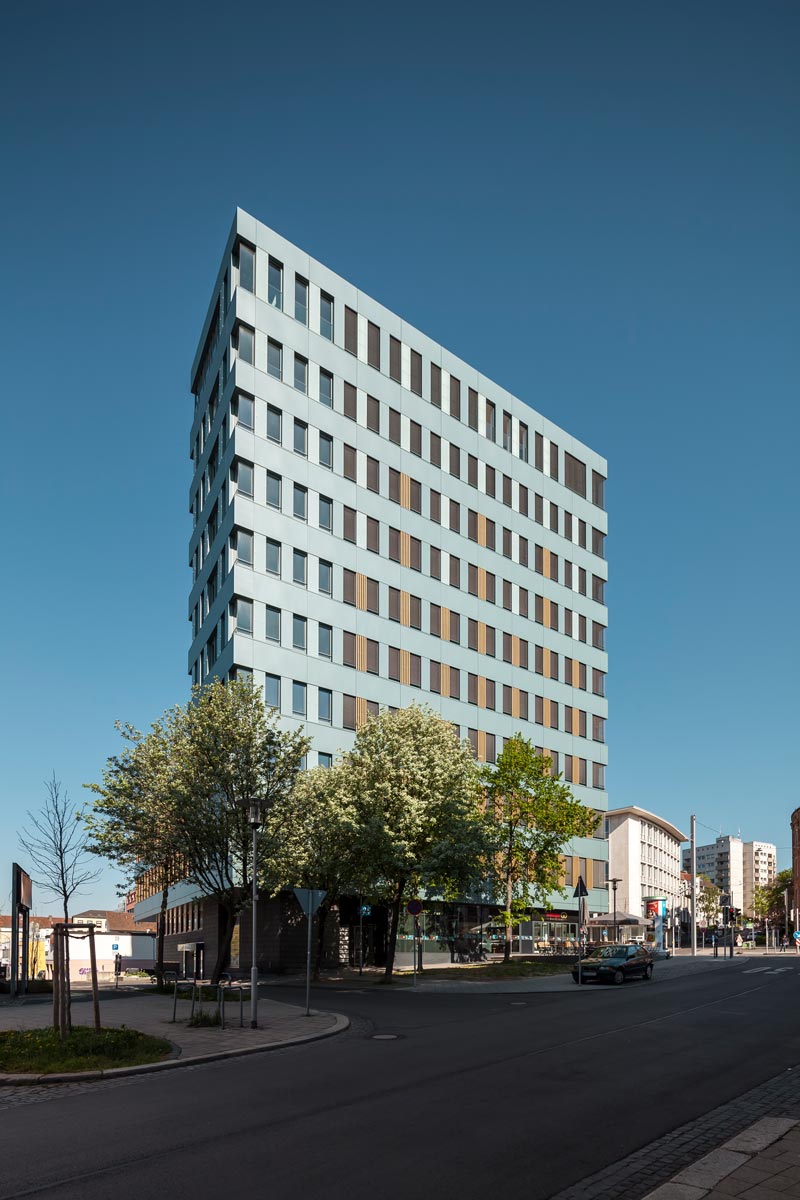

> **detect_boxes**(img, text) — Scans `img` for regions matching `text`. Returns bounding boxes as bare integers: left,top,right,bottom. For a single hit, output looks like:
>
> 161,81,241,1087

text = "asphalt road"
2,958,799,1200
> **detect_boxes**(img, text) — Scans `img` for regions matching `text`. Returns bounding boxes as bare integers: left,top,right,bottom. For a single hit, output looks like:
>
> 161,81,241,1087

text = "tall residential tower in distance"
188,209,610,912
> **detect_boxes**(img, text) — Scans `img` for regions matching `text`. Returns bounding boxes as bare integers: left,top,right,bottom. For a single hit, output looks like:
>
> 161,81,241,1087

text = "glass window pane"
319,623,332,658
294,356,308,393
239,244,254,293
319,559,332,594
266,539,281,574
319,688,332,723
293,484,307,520
294,419,307,455
265,674,280,709
268,258,283,308
293,550,307,585
238,326,254,364
319,496,332,530
292,681,306,715
237,530,253,565
319,432,333,468
266,606,280,642
266,472,281,508
267,405,281,442
320,293,334,341
237,462,253,497
236,394,254,429
267,340,282,380
236,598,252,634
293,615,306,650
295,276,308,324
319,370,333,408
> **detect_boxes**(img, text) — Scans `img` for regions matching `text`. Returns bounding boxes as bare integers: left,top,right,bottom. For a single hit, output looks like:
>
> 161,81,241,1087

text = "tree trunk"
62,903,72,1032
210,905,239,984
504,876,513,964
156,884,169,986
383,879,406,981
313,902,330,980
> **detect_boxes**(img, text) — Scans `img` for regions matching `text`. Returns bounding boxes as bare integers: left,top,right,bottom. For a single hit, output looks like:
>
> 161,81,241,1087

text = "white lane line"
743,967,772,974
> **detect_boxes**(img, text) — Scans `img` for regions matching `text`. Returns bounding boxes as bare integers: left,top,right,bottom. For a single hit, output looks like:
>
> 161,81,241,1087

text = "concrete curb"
0,1011,350,1085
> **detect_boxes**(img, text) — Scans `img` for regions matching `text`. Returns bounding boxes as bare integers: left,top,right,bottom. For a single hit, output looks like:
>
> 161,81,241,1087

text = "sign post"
573,876,589,985
293,888,327,1016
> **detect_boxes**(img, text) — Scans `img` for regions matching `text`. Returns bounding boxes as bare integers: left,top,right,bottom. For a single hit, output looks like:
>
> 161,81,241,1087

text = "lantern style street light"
247,799,262,1028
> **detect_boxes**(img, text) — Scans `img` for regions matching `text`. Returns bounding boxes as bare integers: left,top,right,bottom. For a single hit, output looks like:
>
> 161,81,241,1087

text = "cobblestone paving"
550,1068,800,1200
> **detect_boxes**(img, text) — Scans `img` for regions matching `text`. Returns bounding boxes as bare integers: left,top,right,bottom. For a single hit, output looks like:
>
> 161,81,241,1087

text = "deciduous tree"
482,735,598,962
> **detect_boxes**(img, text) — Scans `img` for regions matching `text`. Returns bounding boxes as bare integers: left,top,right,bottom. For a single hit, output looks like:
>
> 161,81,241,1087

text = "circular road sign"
793,931,800,941
406,899,423,916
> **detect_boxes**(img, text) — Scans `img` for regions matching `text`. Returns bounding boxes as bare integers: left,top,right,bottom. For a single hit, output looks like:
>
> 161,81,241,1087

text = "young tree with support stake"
482,735,598,963
18,775,100,1031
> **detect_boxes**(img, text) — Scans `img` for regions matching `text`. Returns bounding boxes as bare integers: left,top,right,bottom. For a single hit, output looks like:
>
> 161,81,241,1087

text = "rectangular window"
410,350,422,396
294,418,308,456
592,575,605,604
430,661,441,694
468,388,479,431
344,382,357,421
268,258,283,308
292,681,306,716
592,622,606,650
319,369,333,409
503,411,512,451
366,577,379,613
237,243,255,293
344,305,357,354
343,569,356,606
367,516,379,552
236,460,254,498
236,597,253,634
318,688,332,723
319,560,332,594
450,612,460,644
449,500,460,533
265,674,280,709
389,336,401,382
265,605,280,642
266,470,281,508
430,433,441,467
410,479,422,513
389,408,401,444
485,465,495,498
450,376,461,420
592,528,606,559
389,586,400,622
293,549,307,586
430,603,441,637
267,404,282,443
366,639,379,674
449,556,460,588
410,420,422,457
535,432,544,471
368,321,380,369
389,468,401,503
519,423,529,463
266,538,281,575
236,528,253,566
295,276,309,324
592,716,605,743
592,471,606,510
366,456,379,493
234,392,254,430
431,363,442,408
267,339,282,381
236,324,254,364
485,573,496,605
294,355,308,394
550,443,559,481
320,292,334,341
430,546,441,578
319,495,333,531
449,444,460,478
592,762,605,790
293,484,307,521
343,444,356,481
343,694,356,730
565,452,587,497
485,401,496,442
318,623,332,658
592,669,605,696
343,506,357,542
292,614,307,651
319,431,333,469
410,536,421,571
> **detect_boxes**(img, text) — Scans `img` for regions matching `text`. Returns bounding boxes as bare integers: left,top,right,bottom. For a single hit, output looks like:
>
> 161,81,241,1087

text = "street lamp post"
248,799,262,1029
609,878,621,942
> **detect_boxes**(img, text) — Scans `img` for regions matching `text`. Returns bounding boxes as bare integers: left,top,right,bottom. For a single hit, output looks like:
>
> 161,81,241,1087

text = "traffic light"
722,906,731,924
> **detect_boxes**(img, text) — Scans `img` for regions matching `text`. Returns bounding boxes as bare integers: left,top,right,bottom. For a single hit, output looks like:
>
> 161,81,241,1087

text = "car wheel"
612,969,625,985
644,964,653,980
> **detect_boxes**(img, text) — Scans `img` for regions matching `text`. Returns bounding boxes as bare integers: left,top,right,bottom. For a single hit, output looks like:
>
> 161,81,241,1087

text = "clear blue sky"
1,1,797,913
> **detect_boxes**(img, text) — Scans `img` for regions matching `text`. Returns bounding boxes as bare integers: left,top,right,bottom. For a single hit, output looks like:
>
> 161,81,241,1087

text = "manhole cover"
509,1001,527,1006
371,1033,401,1040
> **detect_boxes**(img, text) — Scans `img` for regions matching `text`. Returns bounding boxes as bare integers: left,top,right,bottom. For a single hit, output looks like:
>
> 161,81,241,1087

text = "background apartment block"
188,209,610,913
683,836,776,916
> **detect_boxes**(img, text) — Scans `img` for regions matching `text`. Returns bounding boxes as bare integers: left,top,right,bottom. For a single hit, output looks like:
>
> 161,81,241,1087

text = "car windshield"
588,946,628,960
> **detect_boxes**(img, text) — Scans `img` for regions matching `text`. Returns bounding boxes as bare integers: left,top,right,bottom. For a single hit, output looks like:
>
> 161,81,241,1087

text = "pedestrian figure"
780,934,788,952
712,933,718,959
736,934,743,955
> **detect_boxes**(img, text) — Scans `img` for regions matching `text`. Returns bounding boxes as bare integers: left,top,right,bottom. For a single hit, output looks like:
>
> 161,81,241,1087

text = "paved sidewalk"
644,1117,800,1198
0,990,348,1082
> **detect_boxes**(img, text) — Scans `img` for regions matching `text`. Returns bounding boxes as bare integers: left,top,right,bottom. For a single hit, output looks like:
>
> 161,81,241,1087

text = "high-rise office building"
188,208,610,912
682,836,776,915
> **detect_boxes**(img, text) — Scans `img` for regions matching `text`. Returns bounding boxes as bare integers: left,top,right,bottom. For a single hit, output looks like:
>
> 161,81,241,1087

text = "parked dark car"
572,943,654,985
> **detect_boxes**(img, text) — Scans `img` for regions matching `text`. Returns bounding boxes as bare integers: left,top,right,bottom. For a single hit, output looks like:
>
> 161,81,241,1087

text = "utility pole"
609,878,621,942
690,814,697,957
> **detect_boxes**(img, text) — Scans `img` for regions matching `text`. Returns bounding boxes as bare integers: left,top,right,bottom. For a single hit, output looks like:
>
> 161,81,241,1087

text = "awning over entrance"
587,911,649,926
